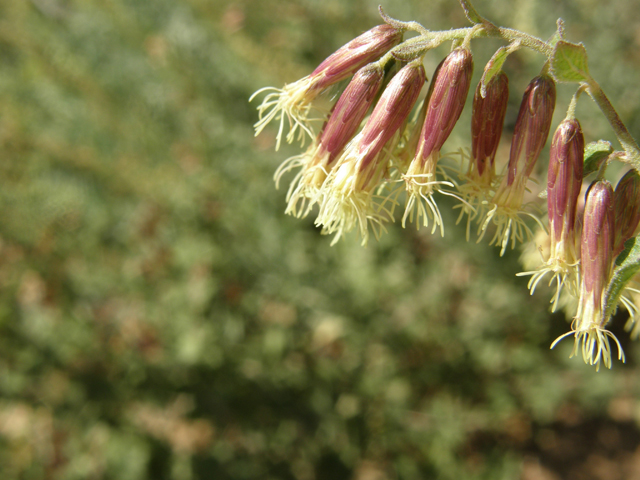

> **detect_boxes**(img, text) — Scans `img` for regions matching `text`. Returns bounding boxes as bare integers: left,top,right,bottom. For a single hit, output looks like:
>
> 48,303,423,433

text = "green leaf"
605,236,640,320
480,42,519,97
550,40,591,83
390,39,434,62
583,140,613,177
458,0,483,24
547,18,566,48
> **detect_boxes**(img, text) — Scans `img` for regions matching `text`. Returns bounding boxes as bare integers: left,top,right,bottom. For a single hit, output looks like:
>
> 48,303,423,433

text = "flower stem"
585,78,640,170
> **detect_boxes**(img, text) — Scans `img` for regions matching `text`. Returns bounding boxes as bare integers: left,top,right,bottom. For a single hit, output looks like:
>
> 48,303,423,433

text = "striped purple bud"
401,48,473,234
478,75,554,254
252,24,402,150
309,24,403,93
547,118,584,264
312,63,386,177
613,169,640,256
354,60,426,186
413,47,474,167
552,180,625,370
507,74,556,185
470,71,509,183
316,60,426,244
493,74,556,207
275,63,386,218
578,180,615,328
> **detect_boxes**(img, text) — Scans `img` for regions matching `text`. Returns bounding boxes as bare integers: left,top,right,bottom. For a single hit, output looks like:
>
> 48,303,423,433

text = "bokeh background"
2,0,640,479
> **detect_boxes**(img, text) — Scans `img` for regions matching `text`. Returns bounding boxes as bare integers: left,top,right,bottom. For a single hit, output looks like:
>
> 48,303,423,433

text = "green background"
1,0,640,478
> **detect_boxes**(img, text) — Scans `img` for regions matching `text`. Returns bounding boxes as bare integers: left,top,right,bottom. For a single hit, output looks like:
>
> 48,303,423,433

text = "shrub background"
1,0,640,479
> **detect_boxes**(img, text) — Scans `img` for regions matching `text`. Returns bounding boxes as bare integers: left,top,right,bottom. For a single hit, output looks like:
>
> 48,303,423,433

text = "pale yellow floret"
621,285,640,338
314,139,395,246
517,230,580,311
477,202,544,256
402,173,454,237
316,187,392,246
250,77,320,150
401,150,473,237
274,146,331,218
551,321,625,371
517,258,579,312
453,149,501,241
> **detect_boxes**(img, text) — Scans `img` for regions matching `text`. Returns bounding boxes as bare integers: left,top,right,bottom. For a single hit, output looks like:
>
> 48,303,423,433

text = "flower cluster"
251,7,640,370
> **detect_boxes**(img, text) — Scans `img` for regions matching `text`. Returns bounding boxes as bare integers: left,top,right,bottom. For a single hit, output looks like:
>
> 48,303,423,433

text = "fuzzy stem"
585,78,640,170
381,4,640,173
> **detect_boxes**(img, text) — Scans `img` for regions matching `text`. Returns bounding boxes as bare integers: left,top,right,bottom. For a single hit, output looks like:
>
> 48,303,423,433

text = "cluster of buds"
250,24,403,151
474,73,556,255
252,19,479,244
252,8,640,369
518,117,584,309
526,163,640,369
550,177,639,370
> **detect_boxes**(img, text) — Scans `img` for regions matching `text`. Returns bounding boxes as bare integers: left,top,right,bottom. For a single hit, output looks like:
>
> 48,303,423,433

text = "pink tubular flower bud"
352,60,426,184
613,169,640,256
274,63,386,217
315,60,426,245
251,24,402,150
547,118,584,266
310,25,403,91
455,71,508,237
415,48,474,162
403,47,474,234
552,180,623,370
498,74,556,207
470,71,509,184
518,118,584,308
478,74,556,255
581,182,615,306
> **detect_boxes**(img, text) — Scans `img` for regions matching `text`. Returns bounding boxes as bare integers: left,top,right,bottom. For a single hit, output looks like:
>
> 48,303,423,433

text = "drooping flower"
478,73,556,255
402,47,474,235
518,118,584,309
551,180,624,370
274,63,385,218
613,169,640,256
315,60,426,245
250,24,402,150
456,71,509,236
469,72,510,188
610,169,640,336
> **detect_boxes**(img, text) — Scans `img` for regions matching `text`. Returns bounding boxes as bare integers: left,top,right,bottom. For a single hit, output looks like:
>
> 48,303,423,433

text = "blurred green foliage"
1,0,640,479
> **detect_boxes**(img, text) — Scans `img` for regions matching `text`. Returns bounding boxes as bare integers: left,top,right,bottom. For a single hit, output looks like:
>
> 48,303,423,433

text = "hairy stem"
585,78,640,170
381,3,640,172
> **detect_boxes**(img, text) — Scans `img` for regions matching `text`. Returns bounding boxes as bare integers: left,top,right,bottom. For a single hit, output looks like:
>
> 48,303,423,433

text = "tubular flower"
611,170,640,336
551,181,624,370
402,47,474,235
274,63,385,218
478,74,556,255
613,169,640,256
518,118,584,309
250,24,402,150
315,60,426,245
456,71,509,235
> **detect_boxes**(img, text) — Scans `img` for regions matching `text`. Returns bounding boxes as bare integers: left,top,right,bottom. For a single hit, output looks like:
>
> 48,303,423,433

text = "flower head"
251,24,402,150
275,63,385,217
478,74,556,255
610,169,640,336
613,169,640,256
315,60,426,244
517,118,584,308
402,47,474,235
456,71,509,234
551,180,624,370
469,72,509,187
